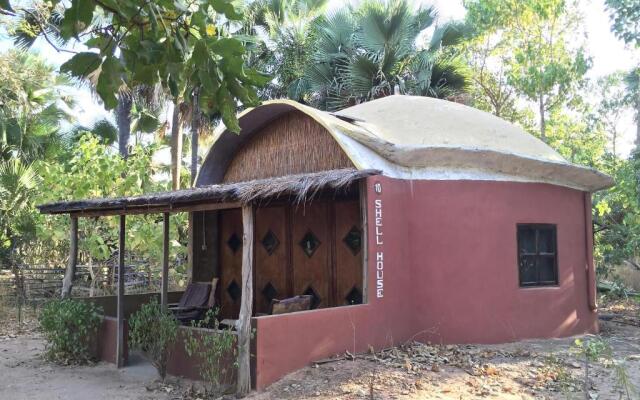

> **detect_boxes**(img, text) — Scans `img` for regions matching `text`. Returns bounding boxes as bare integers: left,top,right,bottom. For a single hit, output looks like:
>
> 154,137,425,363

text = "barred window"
517,224,558,287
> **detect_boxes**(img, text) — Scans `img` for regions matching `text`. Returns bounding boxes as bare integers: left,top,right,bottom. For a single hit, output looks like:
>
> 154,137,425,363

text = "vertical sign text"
374,182,384,298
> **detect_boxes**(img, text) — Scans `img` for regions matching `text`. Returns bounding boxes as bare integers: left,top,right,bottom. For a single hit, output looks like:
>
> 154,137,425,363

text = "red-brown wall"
166,327,237,384
405,178,597,344
96,317,127,364
252,176,598,389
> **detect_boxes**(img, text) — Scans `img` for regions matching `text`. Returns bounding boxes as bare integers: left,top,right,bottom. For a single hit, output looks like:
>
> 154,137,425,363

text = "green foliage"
67,119,118,145
572,336,638,399
573,336,610,362
605,0,640,48
0,158,39,263
7,0,269,132
38,299,102,364
303,0,470,110
593,154,640,270
183,309,237,393
593,73,629,156
129,299,179,380
7,136,187,271
0,50,73,162
606,278,633,299
544,108,608,168
241,0,329,101
463,0,590,140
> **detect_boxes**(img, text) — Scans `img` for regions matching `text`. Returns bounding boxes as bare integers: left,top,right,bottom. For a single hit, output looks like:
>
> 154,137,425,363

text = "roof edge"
197,99,614,192
195,100,372,186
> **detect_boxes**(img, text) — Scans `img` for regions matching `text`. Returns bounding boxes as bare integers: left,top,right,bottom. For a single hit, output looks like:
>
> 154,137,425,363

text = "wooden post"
161,212,170,311
116,215,126,368
236,205,254,396
187,212,194,283
61,216,78,299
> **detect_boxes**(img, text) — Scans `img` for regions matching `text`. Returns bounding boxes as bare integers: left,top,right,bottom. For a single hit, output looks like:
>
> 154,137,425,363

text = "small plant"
573,336,638,400
611,358,638,400
38,298,102,364
128,299,179,380
573,337,610,361
183,309,237,395
572,336,609,397
608,276,631,300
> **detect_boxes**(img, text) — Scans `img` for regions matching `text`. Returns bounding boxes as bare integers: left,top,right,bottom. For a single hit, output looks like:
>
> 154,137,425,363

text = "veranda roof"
37,168,379,216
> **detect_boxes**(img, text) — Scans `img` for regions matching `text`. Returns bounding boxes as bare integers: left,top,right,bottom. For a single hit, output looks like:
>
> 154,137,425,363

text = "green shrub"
128,299,178,380
184,309,237,394
39,299,102,364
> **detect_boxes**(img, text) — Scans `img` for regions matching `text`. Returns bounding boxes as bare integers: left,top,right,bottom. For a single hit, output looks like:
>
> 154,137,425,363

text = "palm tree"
67,119,118,145
304,0,470,111
12,8,161,160
184,90,219,186
0,50,74,162
243,0,329,101
0,158,39,264
115,92,133,158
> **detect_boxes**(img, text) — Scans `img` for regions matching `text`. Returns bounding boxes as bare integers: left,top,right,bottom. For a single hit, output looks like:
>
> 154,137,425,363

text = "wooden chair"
170,278,218,324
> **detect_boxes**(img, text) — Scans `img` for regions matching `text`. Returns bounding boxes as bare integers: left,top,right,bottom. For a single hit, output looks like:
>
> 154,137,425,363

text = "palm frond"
427,21,465,52
0,158,39,214
429,55,472,98
347,54,378,97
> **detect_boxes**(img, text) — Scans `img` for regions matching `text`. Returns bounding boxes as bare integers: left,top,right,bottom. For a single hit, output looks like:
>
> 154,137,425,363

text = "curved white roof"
335,96,565,163
197,96,613,192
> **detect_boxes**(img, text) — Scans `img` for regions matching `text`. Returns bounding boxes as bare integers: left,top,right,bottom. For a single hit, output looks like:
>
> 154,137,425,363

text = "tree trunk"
635,96,640,153
539,95,546,142
170,100,182,191
115,94,132,159
190,90,200,187
61,216,78,299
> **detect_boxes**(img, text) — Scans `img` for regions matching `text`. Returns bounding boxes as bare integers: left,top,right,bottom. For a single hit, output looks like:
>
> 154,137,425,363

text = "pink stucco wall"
252,176,598,389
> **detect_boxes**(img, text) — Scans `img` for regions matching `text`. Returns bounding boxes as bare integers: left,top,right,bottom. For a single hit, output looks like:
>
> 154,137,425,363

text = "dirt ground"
0,300,639,400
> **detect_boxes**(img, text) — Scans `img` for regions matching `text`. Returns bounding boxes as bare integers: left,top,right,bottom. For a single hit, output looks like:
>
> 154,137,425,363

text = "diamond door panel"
335,200,364,305
219,208,243,319
292,202,330,309
255,206,288,314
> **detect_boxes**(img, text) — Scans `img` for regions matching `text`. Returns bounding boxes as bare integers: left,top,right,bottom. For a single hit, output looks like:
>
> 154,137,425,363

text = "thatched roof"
37,169,379,216
198,97,614,192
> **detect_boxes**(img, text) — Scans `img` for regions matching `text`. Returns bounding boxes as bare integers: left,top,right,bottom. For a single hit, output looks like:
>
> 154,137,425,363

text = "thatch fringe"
37,168,380,215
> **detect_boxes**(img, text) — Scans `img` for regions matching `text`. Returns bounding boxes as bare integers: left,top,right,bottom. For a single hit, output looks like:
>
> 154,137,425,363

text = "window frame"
516,223,559,287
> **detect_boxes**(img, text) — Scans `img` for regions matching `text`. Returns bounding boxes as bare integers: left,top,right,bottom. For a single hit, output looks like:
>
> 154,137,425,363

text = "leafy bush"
39,299,102,364
128,299,179,380
184,309,237,394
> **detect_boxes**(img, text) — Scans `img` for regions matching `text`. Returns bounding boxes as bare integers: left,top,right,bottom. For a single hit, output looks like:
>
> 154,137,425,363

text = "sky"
3,0,639,155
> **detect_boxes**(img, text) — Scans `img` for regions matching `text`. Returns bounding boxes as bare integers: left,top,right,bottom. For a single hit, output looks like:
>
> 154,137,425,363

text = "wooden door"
291,202,331,309
254,206,289,314
335,200,364,305
219,209,243,319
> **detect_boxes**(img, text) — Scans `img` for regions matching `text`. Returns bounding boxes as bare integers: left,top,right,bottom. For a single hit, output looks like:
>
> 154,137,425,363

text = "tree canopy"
4,0,269,132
